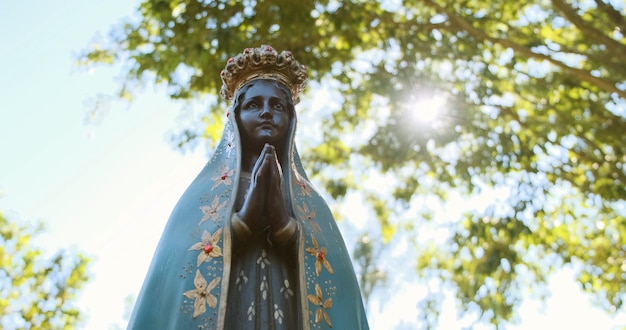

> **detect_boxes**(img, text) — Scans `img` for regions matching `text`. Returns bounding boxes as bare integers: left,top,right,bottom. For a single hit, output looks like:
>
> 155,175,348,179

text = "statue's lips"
257,122,275,129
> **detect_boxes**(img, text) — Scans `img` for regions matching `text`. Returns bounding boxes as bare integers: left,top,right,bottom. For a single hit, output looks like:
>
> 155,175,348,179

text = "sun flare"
407,94,447,123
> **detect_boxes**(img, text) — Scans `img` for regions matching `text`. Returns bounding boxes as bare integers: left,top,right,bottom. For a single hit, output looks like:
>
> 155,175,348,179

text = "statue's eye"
273,102,285,111
243,101,258,109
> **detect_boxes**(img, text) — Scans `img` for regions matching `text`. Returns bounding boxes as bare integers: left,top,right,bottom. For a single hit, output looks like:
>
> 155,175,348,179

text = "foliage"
78,0,626,327
0,211,90,329
353,234,387,305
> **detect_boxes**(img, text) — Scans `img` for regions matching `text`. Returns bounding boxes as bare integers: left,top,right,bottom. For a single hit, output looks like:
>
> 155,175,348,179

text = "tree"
0,211,90,329
78,0,626,327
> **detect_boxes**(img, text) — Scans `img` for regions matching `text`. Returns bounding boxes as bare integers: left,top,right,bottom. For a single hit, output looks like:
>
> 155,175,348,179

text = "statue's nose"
260,103,271,117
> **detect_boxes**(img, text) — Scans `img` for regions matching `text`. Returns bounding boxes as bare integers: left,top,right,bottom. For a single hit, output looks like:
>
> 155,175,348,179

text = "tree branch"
421,0,626,100
558,44,625,75
593,0,626,34
551,0,626,55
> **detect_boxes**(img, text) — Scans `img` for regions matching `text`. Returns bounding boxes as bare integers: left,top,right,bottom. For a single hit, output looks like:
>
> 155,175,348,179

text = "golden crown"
220,45,308,104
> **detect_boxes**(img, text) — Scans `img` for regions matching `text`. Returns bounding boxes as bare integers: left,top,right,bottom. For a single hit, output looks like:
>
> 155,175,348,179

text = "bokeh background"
1,1,625,329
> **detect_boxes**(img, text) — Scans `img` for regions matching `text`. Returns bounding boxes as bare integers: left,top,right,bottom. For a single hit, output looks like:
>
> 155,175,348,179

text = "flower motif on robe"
211,166,236,190
199,196,227,225
296,202,316,220
305,234,334,276
188,229,223,266
296,202,320,232
297,178,312,196
183,270,221,318
308,283,333,327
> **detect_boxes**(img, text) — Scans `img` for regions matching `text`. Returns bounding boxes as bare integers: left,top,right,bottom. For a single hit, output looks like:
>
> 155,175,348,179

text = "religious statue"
128,45,370,329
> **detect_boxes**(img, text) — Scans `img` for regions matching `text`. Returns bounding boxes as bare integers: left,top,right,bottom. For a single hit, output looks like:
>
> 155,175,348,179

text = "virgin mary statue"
128,45,370,329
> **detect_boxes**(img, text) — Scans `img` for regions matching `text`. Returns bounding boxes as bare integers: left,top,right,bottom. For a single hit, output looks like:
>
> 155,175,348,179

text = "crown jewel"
220,45,308,104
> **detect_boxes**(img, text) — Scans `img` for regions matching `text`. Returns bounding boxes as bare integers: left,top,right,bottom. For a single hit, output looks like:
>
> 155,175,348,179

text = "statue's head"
220,46,308,154
233,79,293,151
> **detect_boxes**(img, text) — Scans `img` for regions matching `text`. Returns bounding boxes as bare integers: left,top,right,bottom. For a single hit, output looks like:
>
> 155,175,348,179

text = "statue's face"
237,80,291,149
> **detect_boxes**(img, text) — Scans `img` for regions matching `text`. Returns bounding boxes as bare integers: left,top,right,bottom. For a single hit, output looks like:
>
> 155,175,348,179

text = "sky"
0,1,625,329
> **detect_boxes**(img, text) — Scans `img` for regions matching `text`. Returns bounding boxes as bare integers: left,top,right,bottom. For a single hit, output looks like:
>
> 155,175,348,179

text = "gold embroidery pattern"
296,202,320,232
188,229,223,266
306,235,334,276
308,283,333,327
183,270,221,318
296,202,315,220
297,179,312,196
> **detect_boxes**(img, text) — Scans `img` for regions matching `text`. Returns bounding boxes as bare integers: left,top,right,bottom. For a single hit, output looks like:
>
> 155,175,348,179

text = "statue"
128,45,370,329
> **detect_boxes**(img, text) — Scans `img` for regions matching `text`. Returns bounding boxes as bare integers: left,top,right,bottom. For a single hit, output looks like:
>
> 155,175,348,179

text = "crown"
220,45,308,104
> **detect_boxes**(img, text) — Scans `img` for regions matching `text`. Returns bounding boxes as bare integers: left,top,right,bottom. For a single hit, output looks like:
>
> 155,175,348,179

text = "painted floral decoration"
183,270,221,318
296,202,316,220
212,167,236,189
189,228,223,266
298,179,311,196
296,202,320,232
306,235,334,276
199,196,227,224
307,283,333,327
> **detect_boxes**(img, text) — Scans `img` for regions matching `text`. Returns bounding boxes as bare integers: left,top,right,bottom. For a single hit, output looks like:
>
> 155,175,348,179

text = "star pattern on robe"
183,270,221,318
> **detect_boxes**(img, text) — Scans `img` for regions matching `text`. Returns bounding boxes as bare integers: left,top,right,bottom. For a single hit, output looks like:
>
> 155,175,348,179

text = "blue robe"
128,109,369,329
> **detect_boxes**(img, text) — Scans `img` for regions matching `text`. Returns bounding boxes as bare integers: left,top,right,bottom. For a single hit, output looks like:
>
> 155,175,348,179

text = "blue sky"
1,1,625,329
1,1,205,327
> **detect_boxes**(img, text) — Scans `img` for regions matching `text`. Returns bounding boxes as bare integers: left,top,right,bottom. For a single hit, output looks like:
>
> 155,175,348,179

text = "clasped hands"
237,144,291,234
